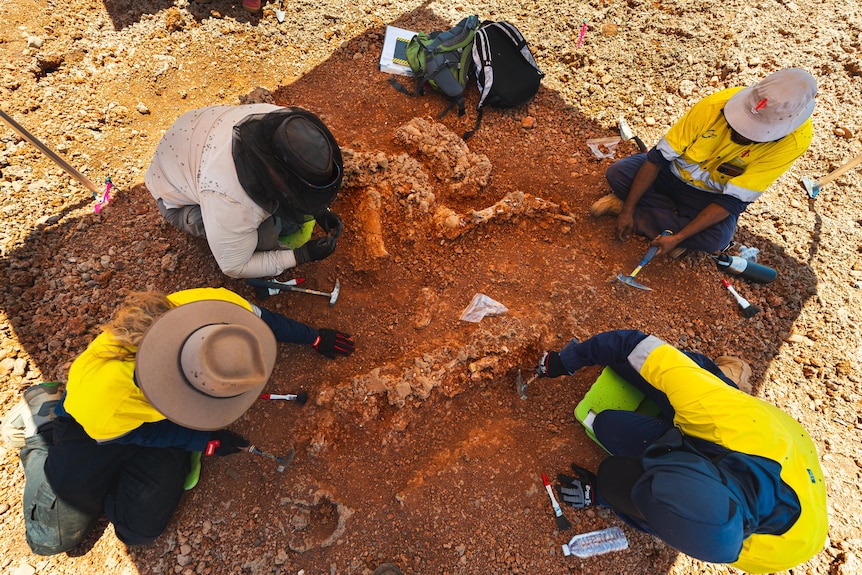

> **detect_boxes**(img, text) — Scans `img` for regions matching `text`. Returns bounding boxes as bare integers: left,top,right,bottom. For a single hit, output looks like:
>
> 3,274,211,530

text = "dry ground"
1,1,862,574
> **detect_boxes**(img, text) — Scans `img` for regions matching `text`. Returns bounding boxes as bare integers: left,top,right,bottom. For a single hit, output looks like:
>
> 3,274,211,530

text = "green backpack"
391,15,480,117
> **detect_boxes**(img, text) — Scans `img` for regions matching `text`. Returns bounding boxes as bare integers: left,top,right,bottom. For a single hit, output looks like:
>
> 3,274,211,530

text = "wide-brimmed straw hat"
724,68,817,142
135,300,277,431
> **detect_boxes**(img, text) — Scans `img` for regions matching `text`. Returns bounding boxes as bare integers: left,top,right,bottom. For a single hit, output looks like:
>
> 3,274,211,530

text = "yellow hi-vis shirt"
655,87,813,203
629,336,828,573
64,288,254,441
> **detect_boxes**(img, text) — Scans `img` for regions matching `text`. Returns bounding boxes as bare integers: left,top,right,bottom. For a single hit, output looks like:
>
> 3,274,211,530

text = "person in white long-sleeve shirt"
144,105,344,278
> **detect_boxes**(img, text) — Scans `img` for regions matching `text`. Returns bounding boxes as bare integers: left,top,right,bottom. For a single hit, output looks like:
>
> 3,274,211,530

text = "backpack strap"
462,107,484,140
471,27,494,111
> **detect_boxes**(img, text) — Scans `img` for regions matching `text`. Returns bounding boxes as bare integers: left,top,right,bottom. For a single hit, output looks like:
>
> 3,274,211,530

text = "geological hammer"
616,230,672,291
249,278,340,306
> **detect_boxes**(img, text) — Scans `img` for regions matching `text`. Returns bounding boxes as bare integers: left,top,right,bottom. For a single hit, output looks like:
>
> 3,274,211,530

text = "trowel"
515,369,538,400
274,0,286,22
619,116,648,153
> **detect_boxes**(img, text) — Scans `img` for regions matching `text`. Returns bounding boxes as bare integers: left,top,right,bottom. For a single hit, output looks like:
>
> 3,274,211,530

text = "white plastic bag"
586,136,621,159
459,293,508,322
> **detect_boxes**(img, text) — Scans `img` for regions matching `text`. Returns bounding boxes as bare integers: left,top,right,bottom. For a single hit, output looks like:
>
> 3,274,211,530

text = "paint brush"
260,392,308,405
722,279,761,318
541,472,572,532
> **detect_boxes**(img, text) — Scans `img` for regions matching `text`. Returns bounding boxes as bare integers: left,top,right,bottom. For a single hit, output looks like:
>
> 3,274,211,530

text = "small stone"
521,116,536,129
26,36,42,48
136,102,151,115
645,116,656,126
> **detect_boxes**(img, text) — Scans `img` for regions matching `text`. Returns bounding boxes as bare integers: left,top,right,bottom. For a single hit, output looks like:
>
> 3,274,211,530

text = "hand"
315,211,343,238
650,231,681,256
312,329,355,359
206,429,250,457
615,211,635,241
535,351,567,378
294,236,337,265
556,463,598,508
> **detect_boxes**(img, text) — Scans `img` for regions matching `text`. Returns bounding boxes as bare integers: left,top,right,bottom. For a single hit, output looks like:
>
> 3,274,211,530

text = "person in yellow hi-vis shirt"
1,288,354,555
590,68,817,258
534,330,828,574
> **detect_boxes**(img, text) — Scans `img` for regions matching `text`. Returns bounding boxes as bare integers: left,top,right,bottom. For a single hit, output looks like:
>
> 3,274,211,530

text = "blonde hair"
99,291,175,361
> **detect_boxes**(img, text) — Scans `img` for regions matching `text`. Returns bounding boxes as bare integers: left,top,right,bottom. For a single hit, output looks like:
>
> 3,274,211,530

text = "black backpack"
464,21,544,139
390,15,480,117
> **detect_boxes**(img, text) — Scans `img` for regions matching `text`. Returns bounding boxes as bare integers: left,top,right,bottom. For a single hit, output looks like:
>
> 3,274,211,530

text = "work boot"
715,356,752,394
373,565,403,575
242,0,262,12
667,247,687,259
589,194,624,218
0,382,62,449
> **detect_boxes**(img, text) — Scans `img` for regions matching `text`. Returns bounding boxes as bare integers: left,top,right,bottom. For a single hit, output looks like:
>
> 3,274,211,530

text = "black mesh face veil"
232,108,343,223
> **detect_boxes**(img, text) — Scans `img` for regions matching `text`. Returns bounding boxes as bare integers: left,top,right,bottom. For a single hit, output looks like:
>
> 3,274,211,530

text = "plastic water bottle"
562,526,628,558
738,245,760,262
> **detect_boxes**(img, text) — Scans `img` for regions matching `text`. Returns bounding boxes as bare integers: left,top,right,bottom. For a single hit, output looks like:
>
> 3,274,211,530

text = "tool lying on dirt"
722,279,760,318
801,150,862,198
274,0,286,22
618,115,648,153
260,392,308,405
515,369,539,400
616,230,672,291
541,472,572,532
0,108,111,210
245,444,295,473
248,278,340,306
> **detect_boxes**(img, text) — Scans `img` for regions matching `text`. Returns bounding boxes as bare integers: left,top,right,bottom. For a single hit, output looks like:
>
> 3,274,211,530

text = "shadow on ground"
0,8,818,575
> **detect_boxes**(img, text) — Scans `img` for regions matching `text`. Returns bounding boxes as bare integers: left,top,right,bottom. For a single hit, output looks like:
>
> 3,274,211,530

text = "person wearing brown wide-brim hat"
10,287,354,556
145,104,345,279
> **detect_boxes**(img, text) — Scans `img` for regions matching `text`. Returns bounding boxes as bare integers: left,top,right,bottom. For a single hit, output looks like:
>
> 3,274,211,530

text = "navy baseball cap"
630,449,746,563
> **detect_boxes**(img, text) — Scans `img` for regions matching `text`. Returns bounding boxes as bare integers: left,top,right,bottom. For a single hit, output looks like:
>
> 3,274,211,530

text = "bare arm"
651,202,730,254
616,159,661,241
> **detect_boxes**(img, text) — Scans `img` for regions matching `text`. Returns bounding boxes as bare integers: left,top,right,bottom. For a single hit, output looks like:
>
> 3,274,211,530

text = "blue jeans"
22,417,189,555
592,352,737,458
605,154,737,252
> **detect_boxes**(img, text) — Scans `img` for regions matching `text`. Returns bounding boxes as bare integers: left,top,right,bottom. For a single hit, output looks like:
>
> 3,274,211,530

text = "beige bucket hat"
135,300,277,431
724,68,817,142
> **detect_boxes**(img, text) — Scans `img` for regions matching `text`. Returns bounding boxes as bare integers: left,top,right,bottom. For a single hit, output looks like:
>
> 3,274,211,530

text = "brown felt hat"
135,300,277,431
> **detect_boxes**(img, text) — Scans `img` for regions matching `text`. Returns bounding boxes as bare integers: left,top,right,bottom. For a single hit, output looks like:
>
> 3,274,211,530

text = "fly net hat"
135,300,277,431
233,107,343,222
724,68,817,142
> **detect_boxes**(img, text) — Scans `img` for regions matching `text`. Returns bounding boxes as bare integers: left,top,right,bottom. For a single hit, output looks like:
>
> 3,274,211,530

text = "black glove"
312,328,355,359
557,463,598,508
205,429,250,457
315,211,343,238
294,236,337,265
536,351,568,378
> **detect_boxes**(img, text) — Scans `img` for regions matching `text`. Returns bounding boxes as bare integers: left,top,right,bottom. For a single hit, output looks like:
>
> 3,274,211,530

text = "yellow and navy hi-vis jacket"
60,288,254,443
559,330,828,574
654,87,813,205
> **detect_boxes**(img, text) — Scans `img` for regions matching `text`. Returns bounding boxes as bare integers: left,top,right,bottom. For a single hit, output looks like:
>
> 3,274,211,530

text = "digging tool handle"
818,151,862,186
0,108,101,196
632,135,647,153
249,278,328,296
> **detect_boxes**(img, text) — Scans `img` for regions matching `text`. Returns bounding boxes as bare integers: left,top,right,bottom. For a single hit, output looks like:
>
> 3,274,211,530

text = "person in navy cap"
535,330,828,574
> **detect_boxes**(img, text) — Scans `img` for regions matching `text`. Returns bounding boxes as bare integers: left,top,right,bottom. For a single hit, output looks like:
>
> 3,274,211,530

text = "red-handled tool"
722,279,761,318
259,392,308,405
